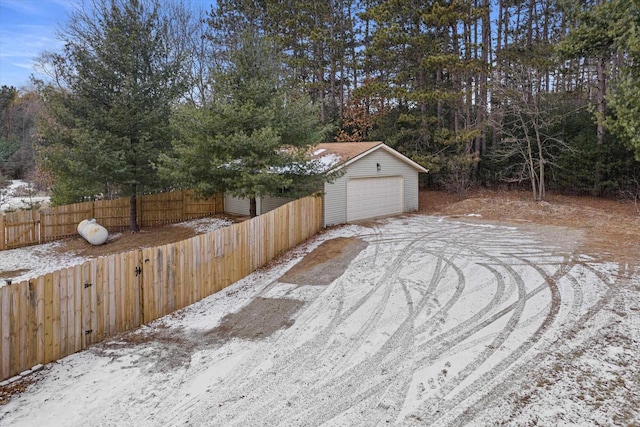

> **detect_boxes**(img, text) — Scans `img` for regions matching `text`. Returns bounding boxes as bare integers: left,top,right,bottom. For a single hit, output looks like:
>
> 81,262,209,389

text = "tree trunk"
436,66,443,126
519,112,538,201
129,193,139,232
418,67,429,146
329,1,337,120
493,0,504,146
539,158,545,201
593,55,607,196
249,196,257,218
452,23,461,136
464,20,473,155
534,120,546,201
526,0,534,47
479,0,490,152
527,140,538,201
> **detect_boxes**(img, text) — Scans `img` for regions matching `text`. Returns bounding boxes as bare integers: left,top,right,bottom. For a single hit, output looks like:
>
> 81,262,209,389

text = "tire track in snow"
453,260,621,425
412,250,532,423
213,242,426,424
179,232,432,424
416,254,576,425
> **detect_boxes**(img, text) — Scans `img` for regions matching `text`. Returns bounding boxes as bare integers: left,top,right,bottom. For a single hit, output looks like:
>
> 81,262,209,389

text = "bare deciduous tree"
489,63,570,201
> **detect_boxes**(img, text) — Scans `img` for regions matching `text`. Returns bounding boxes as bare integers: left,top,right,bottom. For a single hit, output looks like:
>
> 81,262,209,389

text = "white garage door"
346,176,403,222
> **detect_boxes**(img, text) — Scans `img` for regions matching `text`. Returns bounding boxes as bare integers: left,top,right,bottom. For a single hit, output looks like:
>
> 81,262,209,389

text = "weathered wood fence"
0,195,323,381
0,190,224,251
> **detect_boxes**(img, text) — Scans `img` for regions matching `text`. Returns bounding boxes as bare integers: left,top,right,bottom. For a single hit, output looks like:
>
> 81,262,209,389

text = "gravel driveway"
2,215,638,426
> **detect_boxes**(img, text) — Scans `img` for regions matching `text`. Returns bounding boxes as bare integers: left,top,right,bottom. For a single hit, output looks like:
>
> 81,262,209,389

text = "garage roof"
313,142,429,173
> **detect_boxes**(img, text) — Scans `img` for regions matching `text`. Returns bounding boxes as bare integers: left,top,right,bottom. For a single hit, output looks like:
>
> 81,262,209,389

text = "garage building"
318,142,428,226
224,141,428,226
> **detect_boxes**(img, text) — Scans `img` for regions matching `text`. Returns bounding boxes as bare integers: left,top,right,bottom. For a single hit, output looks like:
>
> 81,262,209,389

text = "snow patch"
171,217,234,234
0,180,50,212
313,153,341,171
0,241,89,286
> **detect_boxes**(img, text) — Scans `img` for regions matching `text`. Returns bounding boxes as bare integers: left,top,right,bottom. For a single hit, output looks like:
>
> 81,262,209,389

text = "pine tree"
606,0,640,162
38,0,189,231
160,30,334,218
558,0,626,194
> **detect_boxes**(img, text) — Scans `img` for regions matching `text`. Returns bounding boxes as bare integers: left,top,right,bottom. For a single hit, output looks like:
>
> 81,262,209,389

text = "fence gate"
82,261,96,347
3,210,40,249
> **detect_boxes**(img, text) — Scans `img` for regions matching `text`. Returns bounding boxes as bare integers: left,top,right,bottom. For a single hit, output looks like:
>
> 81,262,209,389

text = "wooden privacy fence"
0,195,323,381
0,190,224,251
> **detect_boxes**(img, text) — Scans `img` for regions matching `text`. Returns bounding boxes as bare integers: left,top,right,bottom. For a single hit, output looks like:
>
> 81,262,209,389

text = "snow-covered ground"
0,180,50,212
171,216,234,234
0,215,638,426
0,240,82,286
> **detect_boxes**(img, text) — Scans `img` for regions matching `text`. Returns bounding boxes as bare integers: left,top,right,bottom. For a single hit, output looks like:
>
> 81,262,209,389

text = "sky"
0,0,76,89
0,0,214,90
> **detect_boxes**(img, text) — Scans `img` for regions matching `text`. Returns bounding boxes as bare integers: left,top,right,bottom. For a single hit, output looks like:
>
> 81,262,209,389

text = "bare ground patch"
207,297,305,341
0,373,42,406
279,237,369,286
90,324,199,373
0,269,29,282
85,297,305,374
51,214,238,258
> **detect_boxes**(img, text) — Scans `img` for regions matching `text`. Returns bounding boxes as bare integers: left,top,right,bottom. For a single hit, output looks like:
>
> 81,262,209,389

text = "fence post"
136,195,142,228
217,193,224,213
0,213,5,251
182,190,187,220
37,210,42,244
136,249,145,324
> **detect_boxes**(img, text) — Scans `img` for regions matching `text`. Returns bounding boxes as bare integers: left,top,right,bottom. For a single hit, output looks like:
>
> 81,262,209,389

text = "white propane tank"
77,219,108,245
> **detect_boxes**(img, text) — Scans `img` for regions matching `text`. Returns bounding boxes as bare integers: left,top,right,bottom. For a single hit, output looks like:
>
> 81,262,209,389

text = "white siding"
260,196,294,214
324,149,420,226
224,195,292,216
223,195,253,216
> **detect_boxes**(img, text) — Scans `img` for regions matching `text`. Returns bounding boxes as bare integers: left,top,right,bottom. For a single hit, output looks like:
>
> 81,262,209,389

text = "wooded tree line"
0,86,42,185
204,0,639,201
1,0,638,227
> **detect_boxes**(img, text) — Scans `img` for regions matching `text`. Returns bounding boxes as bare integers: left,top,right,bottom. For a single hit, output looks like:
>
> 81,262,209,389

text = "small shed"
224,193,295,217
223,142,428,226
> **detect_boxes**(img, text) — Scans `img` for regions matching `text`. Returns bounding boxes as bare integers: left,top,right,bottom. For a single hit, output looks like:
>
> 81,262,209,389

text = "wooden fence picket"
0,214,4,250
0,285,8,379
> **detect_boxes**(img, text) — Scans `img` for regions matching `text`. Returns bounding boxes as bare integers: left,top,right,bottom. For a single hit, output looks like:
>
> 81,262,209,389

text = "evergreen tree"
160,30,334,218
38,0,189,231
356,0,483,193
0,86,19,179
0,86,41,180
558,0,625,194
607,0,640,162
